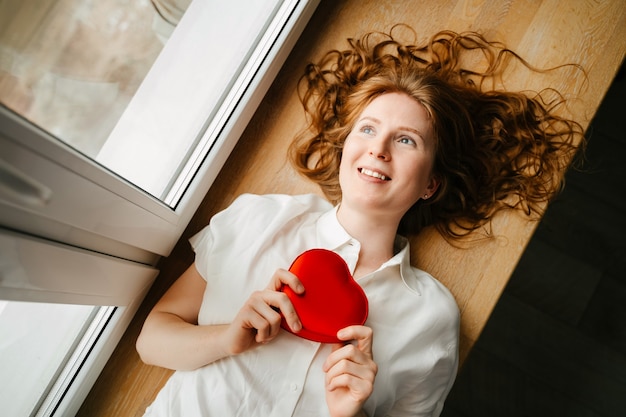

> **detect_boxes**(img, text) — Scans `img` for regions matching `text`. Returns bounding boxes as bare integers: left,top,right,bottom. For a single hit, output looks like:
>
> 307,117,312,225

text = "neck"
336,203,401,277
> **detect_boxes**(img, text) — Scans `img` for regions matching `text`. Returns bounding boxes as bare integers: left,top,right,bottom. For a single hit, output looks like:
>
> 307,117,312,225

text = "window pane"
0,0,176,159
0,0,294,204
94,0,284,203
0,300,97,416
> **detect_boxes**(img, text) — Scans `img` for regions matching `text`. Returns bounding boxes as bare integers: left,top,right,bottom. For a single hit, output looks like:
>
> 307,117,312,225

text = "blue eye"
399,136,416,146
361,126,374,135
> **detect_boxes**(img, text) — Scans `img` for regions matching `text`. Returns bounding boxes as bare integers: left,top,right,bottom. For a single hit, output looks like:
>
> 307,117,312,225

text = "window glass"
0,1,317,415
0,0,286,203
0,301,97,416
0,0,174,160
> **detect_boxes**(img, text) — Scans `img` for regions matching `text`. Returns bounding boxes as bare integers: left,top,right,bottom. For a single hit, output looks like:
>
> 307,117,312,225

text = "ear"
423,174,440,199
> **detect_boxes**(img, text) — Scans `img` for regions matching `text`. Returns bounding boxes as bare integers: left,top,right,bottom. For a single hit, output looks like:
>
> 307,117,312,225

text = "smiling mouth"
359,168,391,181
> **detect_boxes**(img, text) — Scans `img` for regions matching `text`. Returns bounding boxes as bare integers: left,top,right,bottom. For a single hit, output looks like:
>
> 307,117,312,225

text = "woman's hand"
323,325,377,417
137,265,303,371
222,268,304,355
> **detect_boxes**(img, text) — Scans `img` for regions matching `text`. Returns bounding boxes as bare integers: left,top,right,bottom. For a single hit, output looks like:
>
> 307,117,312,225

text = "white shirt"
144,194,459,417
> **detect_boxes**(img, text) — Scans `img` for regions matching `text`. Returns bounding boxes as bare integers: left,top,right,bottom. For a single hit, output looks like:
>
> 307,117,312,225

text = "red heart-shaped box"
281,249,369,343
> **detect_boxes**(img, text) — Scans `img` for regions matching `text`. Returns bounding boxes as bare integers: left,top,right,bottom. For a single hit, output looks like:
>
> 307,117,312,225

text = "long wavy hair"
289,27,585,239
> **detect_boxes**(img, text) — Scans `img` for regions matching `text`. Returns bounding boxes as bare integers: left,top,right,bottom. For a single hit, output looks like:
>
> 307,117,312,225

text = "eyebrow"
358,116,426,139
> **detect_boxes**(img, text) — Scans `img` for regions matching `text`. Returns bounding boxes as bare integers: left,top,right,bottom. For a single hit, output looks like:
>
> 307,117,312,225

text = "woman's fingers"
324,326,375,371
243,291,283,342
324,344,377,378
226,269,304,355
266,268,304,333
323,330,377,417
244,288,301,341
324,347,377,390
323,325,377,393
268,268,305,293
326,370,375,395
337,325,374,356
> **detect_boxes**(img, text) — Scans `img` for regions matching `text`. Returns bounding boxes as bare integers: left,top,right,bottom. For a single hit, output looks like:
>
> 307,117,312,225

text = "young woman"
136,28,583,417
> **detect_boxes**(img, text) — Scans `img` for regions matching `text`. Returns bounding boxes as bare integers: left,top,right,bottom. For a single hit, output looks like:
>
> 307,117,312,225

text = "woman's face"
339,92,439,220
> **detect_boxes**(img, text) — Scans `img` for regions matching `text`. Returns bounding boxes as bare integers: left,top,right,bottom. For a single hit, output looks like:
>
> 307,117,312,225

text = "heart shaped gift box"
280,249,369,343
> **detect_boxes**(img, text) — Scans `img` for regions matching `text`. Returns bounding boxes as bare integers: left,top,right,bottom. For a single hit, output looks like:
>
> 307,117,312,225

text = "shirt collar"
315,206,420,295
376,235,421,294
315,205,354,251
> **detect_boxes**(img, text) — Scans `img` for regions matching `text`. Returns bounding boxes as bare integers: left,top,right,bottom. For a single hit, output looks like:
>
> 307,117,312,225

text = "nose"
368,137,391,161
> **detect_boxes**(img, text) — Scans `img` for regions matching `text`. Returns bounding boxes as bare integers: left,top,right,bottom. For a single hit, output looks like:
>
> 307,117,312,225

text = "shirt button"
289,383,298,392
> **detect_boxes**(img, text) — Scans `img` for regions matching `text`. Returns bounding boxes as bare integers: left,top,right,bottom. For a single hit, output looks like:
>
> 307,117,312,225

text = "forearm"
136,311,230,371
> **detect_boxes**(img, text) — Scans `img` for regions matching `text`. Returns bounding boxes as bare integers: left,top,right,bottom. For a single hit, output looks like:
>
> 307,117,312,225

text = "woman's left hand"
323,325,377,417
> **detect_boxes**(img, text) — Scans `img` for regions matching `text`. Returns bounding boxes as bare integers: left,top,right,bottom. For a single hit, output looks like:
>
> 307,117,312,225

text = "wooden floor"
441,66,626,416
76,2,626,415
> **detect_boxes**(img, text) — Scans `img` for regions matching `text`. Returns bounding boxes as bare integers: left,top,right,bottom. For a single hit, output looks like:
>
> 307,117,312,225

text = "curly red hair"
289,27,585,238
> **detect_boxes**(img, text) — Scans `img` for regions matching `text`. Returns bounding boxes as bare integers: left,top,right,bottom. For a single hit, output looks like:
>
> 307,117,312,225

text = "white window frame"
0,228,158,417
0,0,320,260
0,0,320,415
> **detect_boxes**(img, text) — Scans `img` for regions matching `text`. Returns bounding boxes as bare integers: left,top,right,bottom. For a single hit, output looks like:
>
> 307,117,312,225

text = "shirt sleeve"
389,341,458,417
187,193,261,282
188,193,331,282
188,225,214,282
381,340,457,417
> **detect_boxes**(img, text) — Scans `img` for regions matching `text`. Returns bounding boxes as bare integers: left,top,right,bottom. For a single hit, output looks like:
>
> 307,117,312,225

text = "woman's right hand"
222,268,304,355
137,264,304,371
